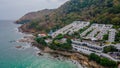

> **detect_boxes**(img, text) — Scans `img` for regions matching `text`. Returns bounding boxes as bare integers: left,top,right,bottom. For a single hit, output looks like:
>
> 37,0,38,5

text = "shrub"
35,37,47,46
89,53,118,68
103,46,117,53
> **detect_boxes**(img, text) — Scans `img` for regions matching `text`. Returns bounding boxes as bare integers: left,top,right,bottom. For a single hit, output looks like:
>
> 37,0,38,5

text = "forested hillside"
16,0,120,33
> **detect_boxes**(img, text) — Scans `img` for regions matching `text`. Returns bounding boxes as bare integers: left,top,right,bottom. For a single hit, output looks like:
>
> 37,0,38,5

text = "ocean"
0,21,82,68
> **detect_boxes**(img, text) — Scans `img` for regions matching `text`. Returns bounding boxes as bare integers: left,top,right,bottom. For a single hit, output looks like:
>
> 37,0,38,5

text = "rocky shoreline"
44,47,106,68
31,41,107,68
18,27,108,68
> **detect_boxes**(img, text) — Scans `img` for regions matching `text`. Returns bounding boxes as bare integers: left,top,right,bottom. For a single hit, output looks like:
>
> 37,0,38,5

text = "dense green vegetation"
35,37,47,46
115,31,120,43
50,42,72,50
103,34,109,41
89,53,117,68
28,21,41,30
66,38,72,44
103,46,117,53
50,36,72,50
100,58,117,68
54,34,64,40
18,0,120,33
89,53,101,63
34,34,72,50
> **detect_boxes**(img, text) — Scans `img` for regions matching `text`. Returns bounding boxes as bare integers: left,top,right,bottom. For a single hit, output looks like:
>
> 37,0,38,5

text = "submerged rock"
15,45,22,48
38,52,43,56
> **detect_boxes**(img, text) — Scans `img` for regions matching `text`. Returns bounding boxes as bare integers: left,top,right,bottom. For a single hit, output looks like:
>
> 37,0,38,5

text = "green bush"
103,46,117,53
35,37,47,46
103,34,109,41
89,53,101,63
100,58,117,68
50,38,72,50
115,31,120,43
54,34,64,40
89,53,117,68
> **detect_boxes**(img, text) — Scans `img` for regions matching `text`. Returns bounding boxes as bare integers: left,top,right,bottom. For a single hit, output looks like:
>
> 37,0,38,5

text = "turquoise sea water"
0,21,82,68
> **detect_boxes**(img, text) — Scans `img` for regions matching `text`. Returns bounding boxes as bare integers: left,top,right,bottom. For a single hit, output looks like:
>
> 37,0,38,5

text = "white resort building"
80,23,115,42
72,40,103,55
108,29,116,42
50,21,119,62
51,21,90,38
